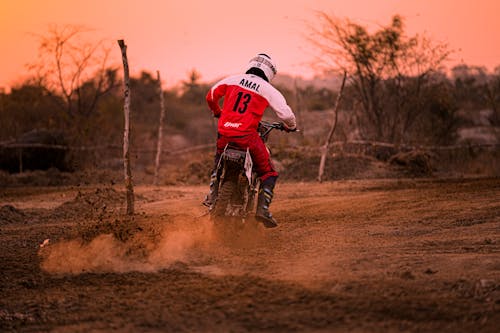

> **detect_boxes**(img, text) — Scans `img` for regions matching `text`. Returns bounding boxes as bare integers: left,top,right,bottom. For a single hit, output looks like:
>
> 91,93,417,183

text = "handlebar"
258,121,298,139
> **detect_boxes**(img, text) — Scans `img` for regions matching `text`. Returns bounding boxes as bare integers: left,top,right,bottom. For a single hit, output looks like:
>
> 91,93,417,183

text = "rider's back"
206,73,295,137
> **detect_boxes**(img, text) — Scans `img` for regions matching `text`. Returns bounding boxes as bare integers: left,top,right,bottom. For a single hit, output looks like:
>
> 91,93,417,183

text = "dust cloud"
40,216,216,274
39,213,335,286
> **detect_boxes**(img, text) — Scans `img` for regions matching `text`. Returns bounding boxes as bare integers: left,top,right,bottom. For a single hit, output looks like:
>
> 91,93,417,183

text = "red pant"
216,131,278,181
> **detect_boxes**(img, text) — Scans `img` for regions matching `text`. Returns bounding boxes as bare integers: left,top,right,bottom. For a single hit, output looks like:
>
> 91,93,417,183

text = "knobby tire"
212,180,236,218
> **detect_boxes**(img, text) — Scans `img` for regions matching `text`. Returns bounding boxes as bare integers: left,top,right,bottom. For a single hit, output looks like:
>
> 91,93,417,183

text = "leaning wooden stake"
118,39,135,215
294,78,304,138
153,70,166,186
317,71,347,183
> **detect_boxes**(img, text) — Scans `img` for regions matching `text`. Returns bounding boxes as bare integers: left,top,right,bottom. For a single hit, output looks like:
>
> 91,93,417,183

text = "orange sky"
1,0,499,90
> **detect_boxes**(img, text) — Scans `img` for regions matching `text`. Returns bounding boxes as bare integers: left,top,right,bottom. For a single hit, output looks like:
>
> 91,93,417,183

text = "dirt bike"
209,121,289,224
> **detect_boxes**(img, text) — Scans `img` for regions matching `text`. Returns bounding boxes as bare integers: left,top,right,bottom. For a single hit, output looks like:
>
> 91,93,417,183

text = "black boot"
255,179,278,228
203,171,218,207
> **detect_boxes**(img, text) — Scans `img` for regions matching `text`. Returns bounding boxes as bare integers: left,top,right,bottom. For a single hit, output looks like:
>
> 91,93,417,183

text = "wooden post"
153,70,166,186
317,71,347,183
117,39,134,215
294,78,304,138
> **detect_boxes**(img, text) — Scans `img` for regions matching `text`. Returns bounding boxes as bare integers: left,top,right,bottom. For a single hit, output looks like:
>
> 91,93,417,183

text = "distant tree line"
1,20,499,172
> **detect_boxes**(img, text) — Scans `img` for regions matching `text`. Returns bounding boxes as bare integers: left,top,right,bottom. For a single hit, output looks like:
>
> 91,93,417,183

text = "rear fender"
218,145,252,185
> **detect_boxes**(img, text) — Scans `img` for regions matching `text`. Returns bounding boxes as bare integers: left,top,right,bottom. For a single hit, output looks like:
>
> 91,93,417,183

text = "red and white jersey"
206,74,296,136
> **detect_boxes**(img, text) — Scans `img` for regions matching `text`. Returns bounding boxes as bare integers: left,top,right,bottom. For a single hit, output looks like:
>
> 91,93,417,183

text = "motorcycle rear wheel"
211,180,236,218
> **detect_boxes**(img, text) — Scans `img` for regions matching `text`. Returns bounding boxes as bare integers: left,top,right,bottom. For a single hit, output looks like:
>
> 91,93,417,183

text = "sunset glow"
1,0,499,89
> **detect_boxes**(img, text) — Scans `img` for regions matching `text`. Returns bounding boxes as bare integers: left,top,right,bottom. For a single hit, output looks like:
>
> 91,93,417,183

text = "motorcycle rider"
204,53,297,228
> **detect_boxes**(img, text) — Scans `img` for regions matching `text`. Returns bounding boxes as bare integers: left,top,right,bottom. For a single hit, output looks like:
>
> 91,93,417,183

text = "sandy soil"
0,178,499,332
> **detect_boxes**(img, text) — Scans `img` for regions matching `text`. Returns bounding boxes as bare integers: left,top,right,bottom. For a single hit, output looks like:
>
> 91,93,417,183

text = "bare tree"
308,13,450,143
29,24,117,118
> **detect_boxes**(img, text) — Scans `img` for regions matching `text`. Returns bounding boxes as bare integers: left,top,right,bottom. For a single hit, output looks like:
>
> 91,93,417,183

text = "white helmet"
247,53,277,81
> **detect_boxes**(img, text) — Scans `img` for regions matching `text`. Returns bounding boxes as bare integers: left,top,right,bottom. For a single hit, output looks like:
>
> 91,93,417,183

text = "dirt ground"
0,177,499,332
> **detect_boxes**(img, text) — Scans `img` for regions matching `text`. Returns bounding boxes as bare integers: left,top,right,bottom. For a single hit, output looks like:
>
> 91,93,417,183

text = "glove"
283,124,297,132
213,110,221,118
